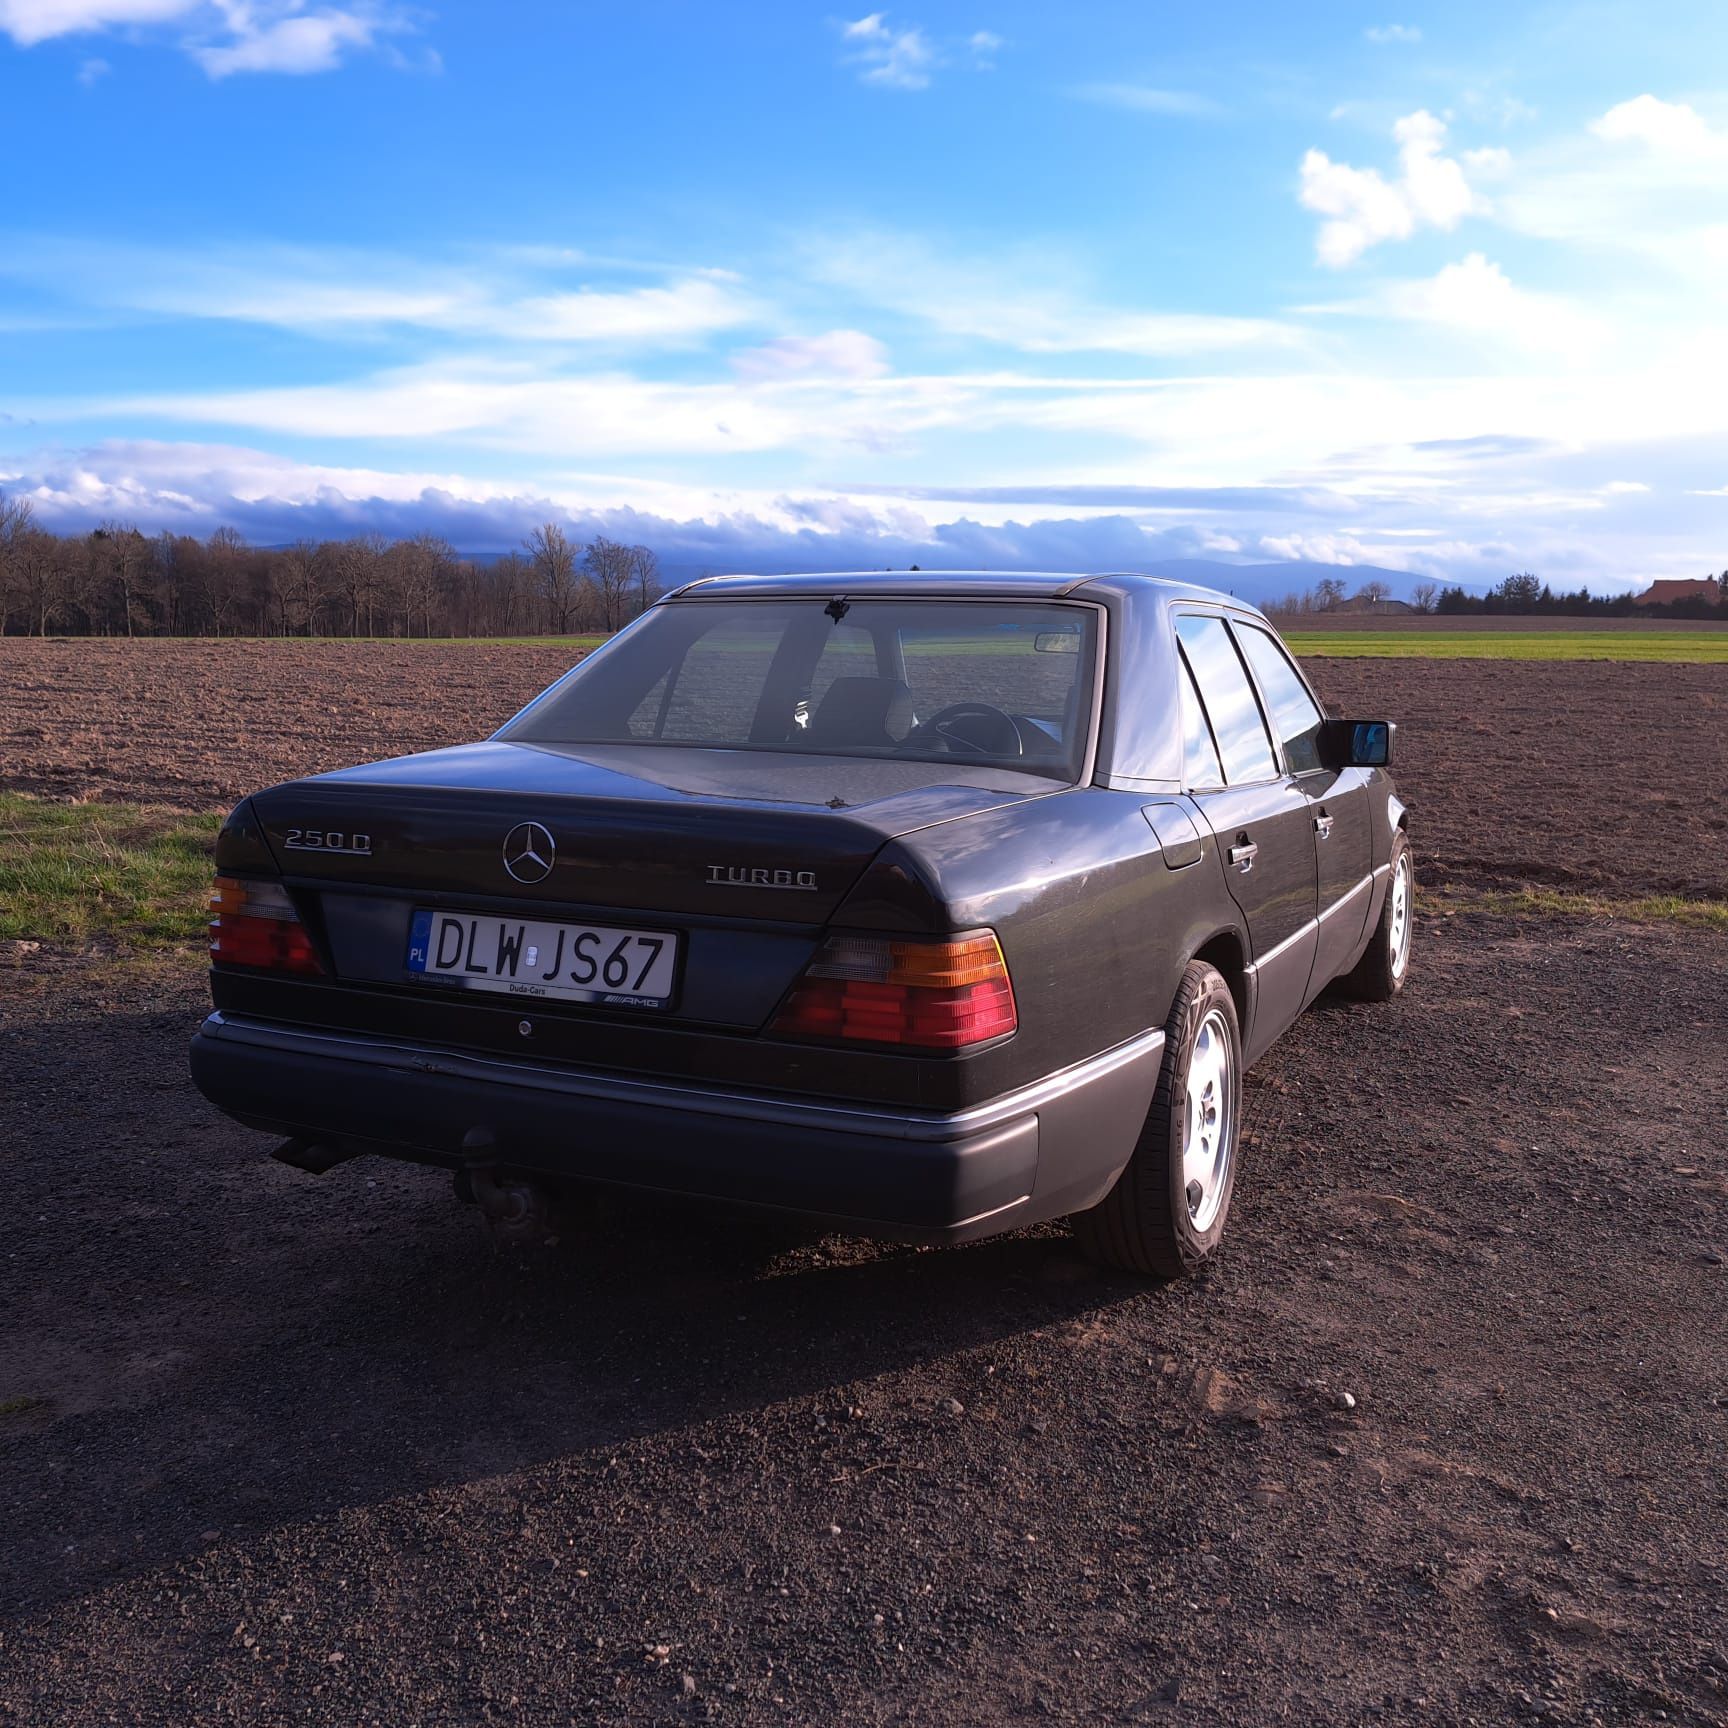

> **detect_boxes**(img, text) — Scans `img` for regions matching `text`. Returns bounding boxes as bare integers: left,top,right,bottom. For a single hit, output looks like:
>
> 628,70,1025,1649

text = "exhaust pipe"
270,1136,358,1176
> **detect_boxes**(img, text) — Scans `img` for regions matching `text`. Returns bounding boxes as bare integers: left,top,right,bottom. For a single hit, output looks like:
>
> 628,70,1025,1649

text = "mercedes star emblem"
502,821,556,885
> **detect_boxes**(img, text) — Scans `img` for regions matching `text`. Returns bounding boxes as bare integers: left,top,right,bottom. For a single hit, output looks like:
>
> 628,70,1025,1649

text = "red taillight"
209,875,322,976
772,930,1017,1050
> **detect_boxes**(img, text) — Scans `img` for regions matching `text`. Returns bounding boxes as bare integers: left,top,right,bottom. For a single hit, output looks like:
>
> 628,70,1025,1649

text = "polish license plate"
405,910,679,1008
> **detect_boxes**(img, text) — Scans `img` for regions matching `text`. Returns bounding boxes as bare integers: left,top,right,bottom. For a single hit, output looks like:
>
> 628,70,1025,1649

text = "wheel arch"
1191,928,1249,1029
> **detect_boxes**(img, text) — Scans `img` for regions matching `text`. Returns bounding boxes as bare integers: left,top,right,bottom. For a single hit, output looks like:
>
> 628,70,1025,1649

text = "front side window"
503,599,1099,781
1234,624,1325,774
1174,614,1277,785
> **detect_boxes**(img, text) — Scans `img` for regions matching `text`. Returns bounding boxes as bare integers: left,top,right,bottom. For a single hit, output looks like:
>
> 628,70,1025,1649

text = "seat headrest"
808,676,915,747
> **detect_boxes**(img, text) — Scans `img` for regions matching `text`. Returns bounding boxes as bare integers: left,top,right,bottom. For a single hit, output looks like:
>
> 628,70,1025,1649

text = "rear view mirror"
1319,718,1395,768
1033,632,1080,653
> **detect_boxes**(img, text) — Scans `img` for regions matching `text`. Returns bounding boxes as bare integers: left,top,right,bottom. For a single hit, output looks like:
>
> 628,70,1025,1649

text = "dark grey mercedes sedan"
190,571,1410,1276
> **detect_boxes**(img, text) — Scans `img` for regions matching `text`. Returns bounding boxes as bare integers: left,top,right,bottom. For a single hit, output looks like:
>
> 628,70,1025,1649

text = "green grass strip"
0,792,219,948
1281,629,1728,662
1428,883,1728,931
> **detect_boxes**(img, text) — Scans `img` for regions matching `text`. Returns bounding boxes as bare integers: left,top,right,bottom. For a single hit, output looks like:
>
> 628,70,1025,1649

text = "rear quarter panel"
841,787,1250,1103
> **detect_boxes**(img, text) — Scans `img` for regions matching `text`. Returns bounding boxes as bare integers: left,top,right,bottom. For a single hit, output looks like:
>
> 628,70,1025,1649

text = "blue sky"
3,0,1727,588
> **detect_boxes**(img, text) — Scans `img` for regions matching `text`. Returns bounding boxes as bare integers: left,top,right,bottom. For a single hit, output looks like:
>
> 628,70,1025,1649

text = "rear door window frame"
1227,618,1328,779
1171,607,1284,789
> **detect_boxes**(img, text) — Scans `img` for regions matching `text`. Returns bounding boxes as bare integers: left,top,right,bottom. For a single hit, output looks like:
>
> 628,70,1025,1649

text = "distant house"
1322,594,1416,615
1633,577,1723,607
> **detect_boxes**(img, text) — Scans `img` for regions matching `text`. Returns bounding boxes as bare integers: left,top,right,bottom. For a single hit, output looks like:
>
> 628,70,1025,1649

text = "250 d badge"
284,827,372,856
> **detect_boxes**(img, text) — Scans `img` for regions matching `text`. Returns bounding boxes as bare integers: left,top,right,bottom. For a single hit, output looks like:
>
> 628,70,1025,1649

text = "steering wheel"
904,701,1024,758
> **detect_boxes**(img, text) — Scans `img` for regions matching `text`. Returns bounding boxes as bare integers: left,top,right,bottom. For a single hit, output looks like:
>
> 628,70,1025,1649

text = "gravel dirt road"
1,641,1725,1726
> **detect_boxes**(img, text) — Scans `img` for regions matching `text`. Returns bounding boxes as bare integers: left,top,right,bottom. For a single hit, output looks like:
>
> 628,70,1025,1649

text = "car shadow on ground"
1,1028,1157,1621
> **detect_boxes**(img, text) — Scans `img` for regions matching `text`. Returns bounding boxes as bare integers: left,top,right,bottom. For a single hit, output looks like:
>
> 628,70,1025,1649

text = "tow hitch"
460,1167,561,1249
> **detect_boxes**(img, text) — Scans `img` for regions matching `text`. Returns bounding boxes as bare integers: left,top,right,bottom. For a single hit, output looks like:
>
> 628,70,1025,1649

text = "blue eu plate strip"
405,908,434,973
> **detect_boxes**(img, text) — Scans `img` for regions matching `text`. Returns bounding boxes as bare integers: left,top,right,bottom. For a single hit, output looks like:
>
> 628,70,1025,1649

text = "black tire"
1340,831,1413,1002
1072,960,1242,1278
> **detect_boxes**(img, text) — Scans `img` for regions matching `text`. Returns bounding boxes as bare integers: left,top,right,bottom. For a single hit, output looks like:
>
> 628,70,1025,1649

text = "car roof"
662,569,1264,612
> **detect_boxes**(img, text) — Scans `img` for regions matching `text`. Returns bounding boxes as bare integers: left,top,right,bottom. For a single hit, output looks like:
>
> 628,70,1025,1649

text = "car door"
1231,620,1375,1002
1174,613,1318,1062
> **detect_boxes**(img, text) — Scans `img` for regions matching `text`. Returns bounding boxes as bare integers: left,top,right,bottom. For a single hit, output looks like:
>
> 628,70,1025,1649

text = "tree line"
1431,571,1728,618
0,495,661,638
1267,570,1728,619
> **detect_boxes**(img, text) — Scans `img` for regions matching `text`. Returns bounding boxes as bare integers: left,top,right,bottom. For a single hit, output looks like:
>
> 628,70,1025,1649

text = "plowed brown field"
3,637,1725,900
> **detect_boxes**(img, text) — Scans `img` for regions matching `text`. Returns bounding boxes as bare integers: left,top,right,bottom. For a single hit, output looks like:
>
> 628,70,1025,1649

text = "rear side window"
1235,624,1324,774
1174,615,1277,785
1177,651,1224,787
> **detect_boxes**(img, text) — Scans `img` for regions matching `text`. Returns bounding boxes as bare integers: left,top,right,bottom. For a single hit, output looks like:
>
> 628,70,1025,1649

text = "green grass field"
1280,629,1728,662
0,793,218,948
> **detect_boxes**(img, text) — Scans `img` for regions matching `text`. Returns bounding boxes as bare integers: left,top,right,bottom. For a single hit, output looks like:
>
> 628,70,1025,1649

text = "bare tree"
1314,576,1347,610
526,522,578,633
148,532,192,635
203,526,247,637
6,526,73,635
0,491,35,626
279,540,328,636
1357,578,1392,604
399,534,457,637
488,552,531,636
94,521,151,636
627,543,661,619
583,535,636,632
1411,580,1438,614
332,533,387,636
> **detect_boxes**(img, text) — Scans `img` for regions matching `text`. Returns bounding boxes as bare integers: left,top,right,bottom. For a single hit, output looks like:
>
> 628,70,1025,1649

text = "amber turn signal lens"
772,930,1017,1050
208,875,322,976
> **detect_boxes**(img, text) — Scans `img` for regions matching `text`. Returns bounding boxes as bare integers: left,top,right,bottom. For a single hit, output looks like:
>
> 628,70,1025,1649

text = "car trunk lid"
248,739,1055,922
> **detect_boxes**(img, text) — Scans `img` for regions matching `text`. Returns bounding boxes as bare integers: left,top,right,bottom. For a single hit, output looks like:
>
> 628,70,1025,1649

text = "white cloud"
732,330,890,381
0,0,414,75
505,277,756,344
1590,94,1728,159
1300,110,1489,266
1069,83,1219,117
0,0,191,45
807,230,1298,354
1325,252,1607,358
1490,94,1728,281
75,51,107,80
41,361,958,457
838,12,933,90
0,239,760,344
967,28,1000,67
1462,145,1511,177
1364,23,1421,43
191,4,387,77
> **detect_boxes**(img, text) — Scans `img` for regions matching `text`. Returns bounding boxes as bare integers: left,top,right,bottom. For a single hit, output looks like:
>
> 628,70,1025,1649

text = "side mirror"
1319,718,1395,768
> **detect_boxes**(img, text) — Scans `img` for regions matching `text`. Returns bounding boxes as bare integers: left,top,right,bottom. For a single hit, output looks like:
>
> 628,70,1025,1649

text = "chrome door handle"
1228,842,1259,873
1314,812,1335,839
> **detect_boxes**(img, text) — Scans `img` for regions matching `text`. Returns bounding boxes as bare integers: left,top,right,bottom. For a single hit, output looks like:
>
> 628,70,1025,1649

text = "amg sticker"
284,828,373,856
707,864,819,892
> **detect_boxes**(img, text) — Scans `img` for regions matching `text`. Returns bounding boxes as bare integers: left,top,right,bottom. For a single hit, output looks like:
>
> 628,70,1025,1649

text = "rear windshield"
500,599,1100,780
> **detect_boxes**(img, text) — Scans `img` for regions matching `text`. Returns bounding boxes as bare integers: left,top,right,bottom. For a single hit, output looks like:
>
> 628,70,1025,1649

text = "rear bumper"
189,1013,1164,1242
